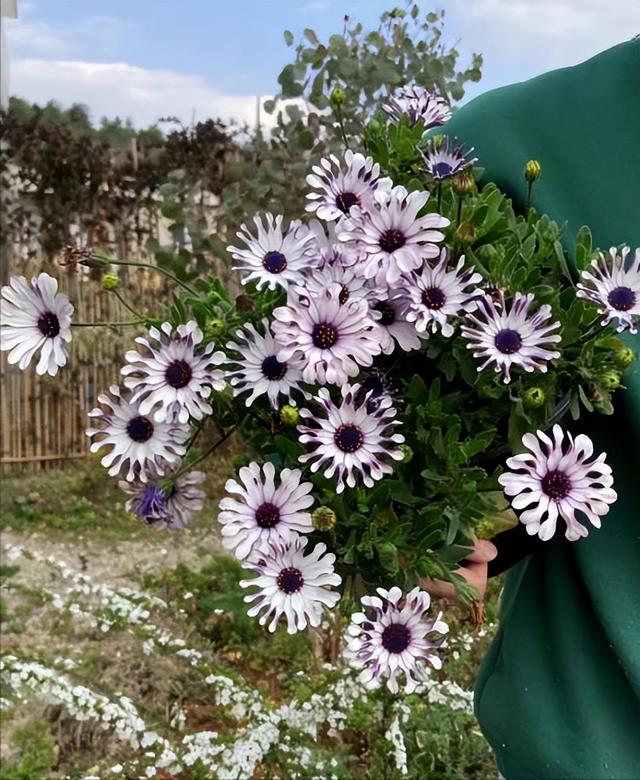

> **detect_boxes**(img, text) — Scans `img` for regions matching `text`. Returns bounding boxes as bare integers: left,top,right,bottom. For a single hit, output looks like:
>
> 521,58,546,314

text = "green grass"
0,457,230,539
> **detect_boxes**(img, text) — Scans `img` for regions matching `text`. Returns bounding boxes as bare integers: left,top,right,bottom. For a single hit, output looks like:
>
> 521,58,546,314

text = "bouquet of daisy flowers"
3,84,637,694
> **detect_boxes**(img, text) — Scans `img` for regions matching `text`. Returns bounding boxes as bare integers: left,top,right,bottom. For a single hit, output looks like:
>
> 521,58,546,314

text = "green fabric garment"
440,40,640,779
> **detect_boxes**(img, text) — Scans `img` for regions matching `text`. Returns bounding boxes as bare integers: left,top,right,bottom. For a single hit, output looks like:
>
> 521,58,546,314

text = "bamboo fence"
1,206,233,474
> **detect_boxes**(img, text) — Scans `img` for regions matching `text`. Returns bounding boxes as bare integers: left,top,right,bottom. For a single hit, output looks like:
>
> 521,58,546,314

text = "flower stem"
526,180,533,212
175,425,237,477
456,193,463,224
71,320,145,327
334,104,350,150
111,288,144,319
96,254,198,297
437,180,443,212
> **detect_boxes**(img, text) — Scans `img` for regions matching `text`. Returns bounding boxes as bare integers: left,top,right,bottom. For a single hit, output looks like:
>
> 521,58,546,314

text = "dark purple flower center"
277,566,304,594
339,285,350,304
126,415,154,443
381,623,412,653
375,301,396,326
335,191,359,214
334,424,364,453
255,502,281,529
379,228,406,254
37,311,60,338
312,322,338,350
165,359,193,389
421,287,446,310
541,470,572,500
607,286,636,311
263,250,287,274
139,483,167,520
261,355,287,381
432,161,455,179
494,328,522,354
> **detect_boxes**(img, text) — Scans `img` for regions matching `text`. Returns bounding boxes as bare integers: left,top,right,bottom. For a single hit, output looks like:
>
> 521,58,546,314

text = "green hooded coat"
441,39,640,779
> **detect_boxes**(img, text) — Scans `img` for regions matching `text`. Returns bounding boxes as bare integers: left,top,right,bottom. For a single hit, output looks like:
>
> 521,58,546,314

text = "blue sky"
3,0,638,127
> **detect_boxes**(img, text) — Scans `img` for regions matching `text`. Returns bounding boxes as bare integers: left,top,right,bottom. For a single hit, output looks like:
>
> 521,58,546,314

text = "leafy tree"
219,4,482,229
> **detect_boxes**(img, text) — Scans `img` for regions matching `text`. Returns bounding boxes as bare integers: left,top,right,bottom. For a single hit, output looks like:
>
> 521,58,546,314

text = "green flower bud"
209,317,224,338
614,346,636,369
600,370,622,391
399,444,414,463
430,134,446,151
452,169,475,196
101,273,120,291
524,160,541,183
232,454,250,470
378,542,399,573
312,507,336,532
367,118,382,134
455,222,476,246
330,87,346,106
523,387,546,408
279,405,299,427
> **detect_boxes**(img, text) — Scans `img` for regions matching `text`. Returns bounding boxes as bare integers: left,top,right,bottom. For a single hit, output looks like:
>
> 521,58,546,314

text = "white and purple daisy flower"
382,85,451,129
86,385,187,482
306,150,392,222
577,246,640,334
461,291,561,384
225,318,307,409
338,186,449,287
369,292,425,354
121,321,226,424
297,383,404,493
421,136,477,180
307,219,361,269
272,282,381,386
403,250,483,337
296,262,372,308
240,533,341,634
498,425,617,542
119,470,206,529
1,273,74,376
227,213,315,291
344,586,449,693
217,461,314,560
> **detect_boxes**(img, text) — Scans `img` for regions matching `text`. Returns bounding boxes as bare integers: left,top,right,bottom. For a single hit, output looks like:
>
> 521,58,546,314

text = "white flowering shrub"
0,543,495,778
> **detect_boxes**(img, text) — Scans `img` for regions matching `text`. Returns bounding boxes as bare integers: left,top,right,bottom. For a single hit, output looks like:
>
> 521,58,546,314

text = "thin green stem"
111,288,144,319
334,104,350,150
456,193,463,225
526,180,533,212
437,180,443,213
96,254,198,297
71,320,145,327
175,424,237,478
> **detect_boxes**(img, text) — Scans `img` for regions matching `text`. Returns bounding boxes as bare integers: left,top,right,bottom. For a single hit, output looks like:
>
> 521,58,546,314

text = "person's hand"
420,539,498,601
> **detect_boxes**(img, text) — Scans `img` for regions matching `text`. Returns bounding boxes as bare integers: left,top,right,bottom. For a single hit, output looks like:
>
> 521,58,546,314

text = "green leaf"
283,29,294,46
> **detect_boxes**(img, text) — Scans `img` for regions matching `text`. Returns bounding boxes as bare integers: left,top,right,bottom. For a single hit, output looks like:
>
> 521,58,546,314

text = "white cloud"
10,59,269,129
452,0,638,67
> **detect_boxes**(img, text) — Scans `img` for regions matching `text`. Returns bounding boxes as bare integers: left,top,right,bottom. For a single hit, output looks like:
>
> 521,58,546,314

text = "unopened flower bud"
455,222,476,246
330,87,346,106
233,454,250,470
378,542,399,573
101,273,120,291
523,387,545,408
209,318,224,338
600,370,622,391
614,346,636,369
279,405,299,427
312,507,336,532
524,160,541,183
367,118,382,134
399,444,414,463
452,169,475,196
430,134,446,151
